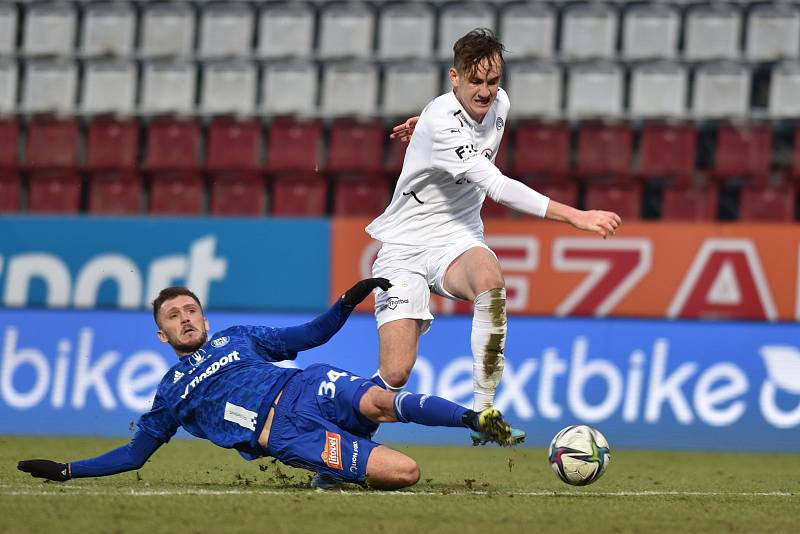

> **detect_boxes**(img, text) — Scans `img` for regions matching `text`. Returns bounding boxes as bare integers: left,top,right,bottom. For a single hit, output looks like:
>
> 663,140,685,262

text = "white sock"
372,370,405,393
471,288,507,412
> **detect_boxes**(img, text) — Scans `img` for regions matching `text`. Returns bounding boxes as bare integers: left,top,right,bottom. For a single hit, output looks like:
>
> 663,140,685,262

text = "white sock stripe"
393,391,412,422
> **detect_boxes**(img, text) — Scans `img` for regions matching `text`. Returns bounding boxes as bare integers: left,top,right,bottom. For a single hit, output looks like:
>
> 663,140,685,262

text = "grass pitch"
1,436,797,534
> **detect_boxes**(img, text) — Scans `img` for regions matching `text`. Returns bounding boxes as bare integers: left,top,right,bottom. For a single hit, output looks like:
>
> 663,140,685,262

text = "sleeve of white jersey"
465,156,550,218
430,125,482,179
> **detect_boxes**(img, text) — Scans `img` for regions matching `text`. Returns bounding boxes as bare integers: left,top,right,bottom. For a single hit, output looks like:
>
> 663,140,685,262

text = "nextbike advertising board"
1,309,798,451
331,218,800,322
0,216,329,311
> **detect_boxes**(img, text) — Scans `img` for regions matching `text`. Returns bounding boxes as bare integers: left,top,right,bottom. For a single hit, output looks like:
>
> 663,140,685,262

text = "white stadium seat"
622,3,680,60
382,61,439,116
198,2,255,59
768,61,800,118
0,58,17,115
560,3,617,60
566,61,623,119
691,61,750,119
200,61,257,116
81,59,137,116
23,2,77,57
745,3,800,62
319,2,375,60
140,2,196,58
257,3,314,60
684,4,742,61
321,61,378,117
505,60,562,119
499,3,555,60
378,3,435,60
22,59,78,115
438,3,496,60
81,2,136,58
629,61,687,119
140,60,196,115
0,3,18,56
261,61,318,117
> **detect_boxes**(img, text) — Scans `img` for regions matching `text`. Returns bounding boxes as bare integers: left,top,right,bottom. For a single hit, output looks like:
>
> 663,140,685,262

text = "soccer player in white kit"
367,29,622,444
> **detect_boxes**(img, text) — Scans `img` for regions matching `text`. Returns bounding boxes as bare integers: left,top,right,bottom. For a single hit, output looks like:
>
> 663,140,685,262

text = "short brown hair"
152,286,202,325
453,28,506,78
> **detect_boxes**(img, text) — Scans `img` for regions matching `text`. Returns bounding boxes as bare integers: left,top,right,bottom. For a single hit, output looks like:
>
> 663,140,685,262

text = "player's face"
156,295,209,356
450,55,502,123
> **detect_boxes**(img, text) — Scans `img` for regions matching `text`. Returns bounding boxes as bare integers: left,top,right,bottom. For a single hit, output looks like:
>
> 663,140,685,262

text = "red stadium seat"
143,119,201,170
28,171,82,213
576,123,633,177
86,118,140,171
738,181,796,221
522,177,579,209
385,138,408,176
714,123,773,178
210,172,265,216
791,127,800,179
638,123,697,177
266,119,323,173
88,172,142,214
149,172,205,215
512,121,570,176
481,198,512,218
0,119,19,168
332,173,388,216
494,135,511,176
584,182,642,219
661,181,718,221
206,119,262,171
271,173,327,216
25,118,80,168
0,171,21,212
327,119,384,173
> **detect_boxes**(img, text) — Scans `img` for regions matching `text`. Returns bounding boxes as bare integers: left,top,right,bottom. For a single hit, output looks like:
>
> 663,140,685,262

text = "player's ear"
156,329,168,344
448,67,459,89
203,317,210,332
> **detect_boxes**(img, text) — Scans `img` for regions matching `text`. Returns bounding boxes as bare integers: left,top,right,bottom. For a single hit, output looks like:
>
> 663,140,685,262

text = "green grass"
1,436,797,534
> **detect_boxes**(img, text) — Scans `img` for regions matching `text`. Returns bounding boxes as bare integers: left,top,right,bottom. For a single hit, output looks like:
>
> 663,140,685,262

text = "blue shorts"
266,363,381,485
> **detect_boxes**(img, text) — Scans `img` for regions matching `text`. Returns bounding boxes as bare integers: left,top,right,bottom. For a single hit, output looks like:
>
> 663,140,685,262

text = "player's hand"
571,210,622,239
17,459,71,482
389,116,419,143
341,278,392,307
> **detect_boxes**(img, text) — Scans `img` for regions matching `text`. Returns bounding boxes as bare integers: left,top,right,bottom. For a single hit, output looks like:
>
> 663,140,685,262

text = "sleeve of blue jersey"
70,429,163,478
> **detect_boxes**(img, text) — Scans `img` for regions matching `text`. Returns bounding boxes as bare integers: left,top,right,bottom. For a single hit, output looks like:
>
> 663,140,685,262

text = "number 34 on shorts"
316,369,362,398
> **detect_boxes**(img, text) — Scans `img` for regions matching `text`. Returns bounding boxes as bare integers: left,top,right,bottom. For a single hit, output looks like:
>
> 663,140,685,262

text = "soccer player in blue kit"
18,278,515,490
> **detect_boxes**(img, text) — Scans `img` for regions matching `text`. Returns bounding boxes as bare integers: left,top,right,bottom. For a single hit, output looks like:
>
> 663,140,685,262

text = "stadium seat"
86,118,140,171
22,59,78,115
88,172,143,215
209,172,265,216
200,61,257,116
319,2,375,60
0,171,20,212
622,3,679,60
713,123,773,179
23,2,77,57
0,119,19,212
792,127,800,179
505,61,562,119
576,123,633,178
266,119,323,173
521,177,579,208
261,61,318,117
198,2,254,59
206,119,262,171
140,60,196,115
385,138,408,176
584,182,642,219
81,2,136,58
257,3,314,59
768,61,800,119
512,121,570,177
140,2,195,58
144,119,201,171
0,119,18,168
149,173,205,215
382,61,439,117
745,3,800,62
499,3,555,60
661,181,718,221
684,4,741,61
0,3,17,56
738,181,796,222
566,61,624,119
327,119,385,173
333,173,389,217
81,60,137,116
637,123,697,178
378,3,435,60
438,3,496,60
0,58,17,115
629,61,688,119
692,62,750,120
560,3,617,60
481,198,512,219
27,171,82,214
25,118,80,168
270,173,327,216
321,62,378,117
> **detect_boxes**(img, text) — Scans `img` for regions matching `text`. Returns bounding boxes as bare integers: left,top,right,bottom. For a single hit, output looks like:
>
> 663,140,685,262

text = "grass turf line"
1,435,798,534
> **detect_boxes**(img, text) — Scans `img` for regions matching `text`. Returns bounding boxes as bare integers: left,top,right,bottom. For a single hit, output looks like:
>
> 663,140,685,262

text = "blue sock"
393,392,469,428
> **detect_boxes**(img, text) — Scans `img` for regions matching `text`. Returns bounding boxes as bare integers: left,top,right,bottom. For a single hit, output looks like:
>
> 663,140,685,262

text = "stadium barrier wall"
1,308,798,452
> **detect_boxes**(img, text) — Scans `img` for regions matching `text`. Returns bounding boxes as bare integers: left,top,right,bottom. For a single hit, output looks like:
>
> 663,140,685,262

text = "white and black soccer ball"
548,425,610,486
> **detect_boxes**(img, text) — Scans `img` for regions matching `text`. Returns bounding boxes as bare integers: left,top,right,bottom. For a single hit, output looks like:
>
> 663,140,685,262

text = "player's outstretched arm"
17,430,163,481
544,200,622,239
389,116,419,143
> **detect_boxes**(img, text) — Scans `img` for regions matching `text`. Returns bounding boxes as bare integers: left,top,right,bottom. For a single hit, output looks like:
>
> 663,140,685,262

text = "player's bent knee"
365,446,420,490
381,368,411,389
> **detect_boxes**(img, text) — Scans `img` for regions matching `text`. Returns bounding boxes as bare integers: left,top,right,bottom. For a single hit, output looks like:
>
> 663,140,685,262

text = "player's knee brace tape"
471,288,507,411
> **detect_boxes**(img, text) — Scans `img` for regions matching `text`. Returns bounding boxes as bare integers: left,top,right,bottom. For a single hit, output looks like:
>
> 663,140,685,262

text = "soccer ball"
548,425,610,486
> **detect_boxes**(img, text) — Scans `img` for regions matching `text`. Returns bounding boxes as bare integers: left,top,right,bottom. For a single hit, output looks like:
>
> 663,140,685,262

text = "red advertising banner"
331,218,800,321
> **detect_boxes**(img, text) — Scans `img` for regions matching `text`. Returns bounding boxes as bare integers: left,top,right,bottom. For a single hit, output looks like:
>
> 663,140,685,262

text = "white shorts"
371,239,495,334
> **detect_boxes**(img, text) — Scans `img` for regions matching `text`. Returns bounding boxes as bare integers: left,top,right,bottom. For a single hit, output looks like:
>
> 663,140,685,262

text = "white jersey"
366,88,510,246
